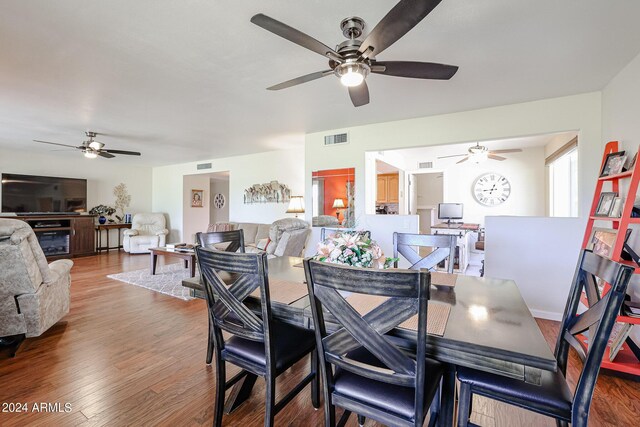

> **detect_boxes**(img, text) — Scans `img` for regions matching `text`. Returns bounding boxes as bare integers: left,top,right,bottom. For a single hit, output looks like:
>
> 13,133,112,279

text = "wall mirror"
312,168,355,228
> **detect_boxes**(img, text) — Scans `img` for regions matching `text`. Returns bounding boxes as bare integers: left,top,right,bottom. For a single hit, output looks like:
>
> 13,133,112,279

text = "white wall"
0,148,152,215
443,147,546,225
485,216,584,320
153,147,304,242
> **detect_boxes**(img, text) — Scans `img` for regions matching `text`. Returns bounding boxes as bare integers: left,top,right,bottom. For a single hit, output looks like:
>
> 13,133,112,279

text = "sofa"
123,213,169,254
0,219,72,344
208,218,310,258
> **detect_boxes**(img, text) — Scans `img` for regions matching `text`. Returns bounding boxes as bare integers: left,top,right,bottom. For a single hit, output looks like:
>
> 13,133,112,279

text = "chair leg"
336,410,352,427
264,375,276,427
457,383,472,427
556,420,569,427
357,414,365,426
427,380,441,427
311,350,320,409
214,357,226,427
325,403,336,427
206,317,214,364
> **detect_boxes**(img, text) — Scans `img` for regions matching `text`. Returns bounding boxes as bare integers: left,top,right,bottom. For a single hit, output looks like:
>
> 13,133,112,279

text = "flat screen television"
438,203,463,223
1,173,87,214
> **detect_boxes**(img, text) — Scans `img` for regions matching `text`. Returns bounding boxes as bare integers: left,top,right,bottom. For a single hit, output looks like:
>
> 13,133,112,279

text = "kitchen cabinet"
376,173,399,204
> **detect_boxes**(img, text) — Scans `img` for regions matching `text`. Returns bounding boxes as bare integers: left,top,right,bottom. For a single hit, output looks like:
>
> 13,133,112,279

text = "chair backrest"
304,259,431,420
393,232,456,273
196,230,245,253
554,250,633,421
320,227,371,242
131,213,166,235
195,247,274,354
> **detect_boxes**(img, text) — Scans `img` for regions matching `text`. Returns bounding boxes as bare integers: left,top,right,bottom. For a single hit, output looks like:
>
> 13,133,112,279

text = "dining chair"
456,250,634,427
320,227,371,241
304,259,444,427
196,229,246,364
196,247,319,427
393,232,457,273
196,229,245,253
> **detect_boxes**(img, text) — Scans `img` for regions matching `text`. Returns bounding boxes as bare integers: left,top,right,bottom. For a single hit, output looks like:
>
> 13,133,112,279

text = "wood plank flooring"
1,252,638,426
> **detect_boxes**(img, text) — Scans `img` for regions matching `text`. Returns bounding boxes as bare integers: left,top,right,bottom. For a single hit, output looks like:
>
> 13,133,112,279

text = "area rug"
107,263,195,301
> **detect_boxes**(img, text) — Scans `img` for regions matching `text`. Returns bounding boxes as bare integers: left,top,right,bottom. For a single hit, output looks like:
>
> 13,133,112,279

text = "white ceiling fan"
437,143,522,164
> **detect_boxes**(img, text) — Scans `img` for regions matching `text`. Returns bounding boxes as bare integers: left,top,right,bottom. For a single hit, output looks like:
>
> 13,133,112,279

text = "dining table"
182,256,557,427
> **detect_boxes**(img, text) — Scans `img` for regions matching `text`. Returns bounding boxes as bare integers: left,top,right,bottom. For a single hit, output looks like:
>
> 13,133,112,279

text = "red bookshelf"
581,140,640,377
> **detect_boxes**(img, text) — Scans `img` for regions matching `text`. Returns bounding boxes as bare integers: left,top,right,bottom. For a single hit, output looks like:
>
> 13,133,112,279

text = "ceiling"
384,131,578,170
1,1,639,166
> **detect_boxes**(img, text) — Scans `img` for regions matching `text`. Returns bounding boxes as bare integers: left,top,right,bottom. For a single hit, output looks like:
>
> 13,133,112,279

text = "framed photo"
600,151,626,177
594,192,617,216
191,189,204,208
609,197,624,218
625,152,637,172
588,227,618,258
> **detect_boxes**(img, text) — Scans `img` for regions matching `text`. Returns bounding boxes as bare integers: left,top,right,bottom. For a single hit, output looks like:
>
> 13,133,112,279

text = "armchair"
267,218,310,257
0,219,72,354
123,213,169,254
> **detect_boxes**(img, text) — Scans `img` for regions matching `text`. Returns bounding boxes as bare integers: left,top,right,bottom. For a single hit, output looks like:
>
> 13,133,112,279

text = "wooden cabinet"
376,173,399,204
71,216,96,256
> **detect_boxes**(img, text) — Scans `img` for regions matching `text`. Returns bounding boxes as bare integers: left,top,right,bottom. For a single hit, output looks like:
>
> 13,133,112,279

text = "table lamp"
332,198,345,220
286,196,305,218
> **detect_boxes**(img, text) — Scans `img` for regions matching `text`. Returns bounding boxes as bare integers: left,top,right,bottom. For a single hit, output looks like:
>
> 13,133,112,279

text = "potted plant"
313,231,397,269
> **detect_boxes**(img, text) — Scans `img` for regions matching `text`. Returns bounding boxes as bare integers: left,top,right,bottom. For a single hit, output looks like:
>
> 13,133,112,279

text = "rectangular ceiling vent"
324,132,348,146
197,162,212,170
418,161,434,169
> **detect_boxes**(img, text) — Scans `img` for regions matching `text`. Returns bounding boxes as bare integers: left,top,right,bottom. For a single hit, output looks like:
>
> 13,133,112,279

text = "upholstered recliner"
0,219,72,343
266,218,310,257
123,213,169,254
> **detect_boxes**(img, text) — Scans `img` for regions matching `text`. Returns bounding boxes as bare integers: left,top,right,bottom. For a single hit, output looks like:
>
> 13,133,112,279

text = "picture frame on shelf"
594,192,617,216
588,227,618,258
600,151,626,177
609,197,625,218
624,152,637,172
191,189,204,208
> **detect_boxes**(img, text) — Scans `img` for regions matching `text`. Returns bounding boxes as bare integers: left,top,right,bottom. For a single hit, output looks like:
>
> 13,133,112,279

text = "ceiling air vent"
197,162,212,170
324,132,348,146
418,161,433,169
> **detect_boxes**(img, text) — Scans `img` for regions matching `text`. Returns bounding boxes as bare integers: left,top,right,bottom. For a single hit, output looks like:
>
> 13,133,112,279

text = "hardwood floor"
1,252,638,426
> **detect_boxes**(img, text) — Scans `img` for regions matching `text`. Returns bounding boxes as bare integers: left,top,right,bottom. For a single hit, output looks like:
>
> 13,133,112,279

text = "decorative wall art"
213,193,226,209
243,181,291,204
191,189,204,208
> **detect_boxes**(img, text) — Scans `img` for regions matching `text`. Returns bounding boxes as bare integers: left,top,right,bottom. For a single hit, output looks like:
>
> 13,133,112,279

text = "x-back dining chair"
393,232,457,273
304,259,444,427
456,250,634,427
196,247,319,427
196,229,246,364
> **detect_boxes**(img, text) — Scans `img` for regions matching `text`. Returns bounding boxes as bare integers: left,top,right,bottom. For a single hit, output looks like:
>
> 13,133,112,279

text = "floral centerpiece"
89,204,116,224
313,231,397,269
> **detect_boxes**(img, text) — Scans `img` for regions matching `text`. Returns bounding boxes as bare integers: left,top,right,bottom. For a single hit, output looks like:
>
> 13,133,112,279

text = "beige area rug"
107,263,195,301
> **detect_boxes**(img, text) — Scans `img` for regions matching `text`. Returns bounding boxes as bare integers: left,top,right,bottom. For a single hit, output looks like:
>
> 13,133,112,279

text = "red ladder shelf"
581,140,640,377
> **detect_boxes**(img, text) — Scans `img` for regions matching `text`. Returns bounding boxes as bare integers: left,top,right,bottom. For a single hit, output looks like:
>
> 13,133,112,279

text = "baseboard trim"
530,309,563,321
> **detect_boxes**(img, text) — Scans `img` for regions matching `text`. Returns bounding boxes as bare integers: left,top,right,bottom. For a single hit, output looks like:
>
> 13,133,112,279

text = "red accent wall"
312,168,355,219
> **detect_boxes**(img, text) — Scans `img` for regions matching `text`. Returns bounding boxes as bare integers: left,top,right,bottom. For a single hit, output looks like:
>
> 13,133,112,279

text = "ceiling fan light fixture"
337,62,369,87
88,141,103,150
84,150,98,159
471,151,488,164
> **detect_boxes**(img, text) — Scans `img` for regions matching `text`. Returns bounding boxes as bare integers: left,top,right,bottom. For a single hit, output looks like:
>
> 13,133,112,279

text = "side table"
95,223,132,252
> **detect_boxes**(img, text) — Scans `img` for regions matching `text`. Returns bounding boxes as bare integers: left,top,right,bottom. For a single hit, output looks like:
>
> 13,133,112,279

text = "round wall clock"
213,193,226,209
472,173,511,206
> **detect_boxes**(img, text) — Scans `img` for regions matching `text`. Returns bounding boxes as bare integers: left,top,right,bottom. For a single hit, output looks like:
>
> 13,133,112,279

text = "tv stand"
14,214,97,259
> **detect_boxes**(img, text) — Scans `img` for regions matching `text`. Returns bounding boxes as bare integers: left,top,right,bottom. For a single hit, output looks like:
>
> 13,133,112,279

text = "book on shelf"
609,323,633,362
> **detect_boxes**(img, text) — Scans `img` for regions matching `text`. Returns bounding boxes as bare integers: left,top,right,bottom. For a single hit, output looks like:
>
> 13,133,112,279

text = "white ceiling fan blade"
456,156,470,164
488,154,507,161
491,149,522,154
438,153,468,159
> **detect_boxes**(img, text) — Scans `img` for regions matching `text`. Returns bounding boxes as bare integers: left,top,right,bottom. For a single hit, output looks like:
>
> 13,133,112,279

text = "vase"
98,216,107,225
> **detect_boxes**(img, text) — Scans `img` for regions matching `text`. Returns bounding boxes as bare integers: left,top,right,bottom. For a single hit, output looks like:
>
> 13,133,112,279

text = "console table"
432,223,480,273
95,223,132,252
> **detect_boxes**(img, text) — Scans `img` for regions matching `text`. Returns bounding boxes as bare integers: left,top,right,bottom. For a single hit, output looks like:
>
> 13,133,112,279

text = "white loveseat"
123,213,169,254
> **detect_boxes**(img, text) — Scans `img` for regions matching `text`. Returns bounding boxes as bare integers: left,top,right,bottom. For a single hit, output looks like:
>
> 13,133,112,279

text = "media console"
13,214,97,259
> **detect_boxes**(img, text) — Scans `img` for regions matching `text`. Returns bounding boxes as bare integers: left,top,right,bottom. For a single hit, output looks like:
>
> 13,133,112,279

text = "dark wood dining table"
182,256,557,426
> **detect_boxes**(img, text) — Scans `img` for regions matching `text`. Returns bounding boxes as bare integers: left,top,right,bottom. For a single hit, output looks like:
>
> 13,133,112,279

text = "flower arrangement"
313,231,397,269
89,204,116,216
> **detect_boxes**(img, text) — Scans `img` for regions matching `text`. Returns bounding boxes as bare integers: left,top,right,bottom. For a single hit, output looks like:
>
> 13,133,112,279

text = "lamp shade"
332,198,345,209
286,196,305,214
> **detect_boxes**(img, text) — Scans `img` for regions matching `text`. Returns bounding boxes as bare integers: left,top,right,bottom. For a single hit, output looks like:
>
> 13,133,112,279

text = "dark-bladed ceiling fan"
33,131,141,159
438,143,522,164
251,0,458,107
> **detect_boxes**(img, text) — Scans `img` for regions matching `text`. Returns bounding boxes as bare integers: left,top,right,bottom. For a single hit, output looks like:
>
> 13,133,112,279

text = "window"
548,146,578,217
